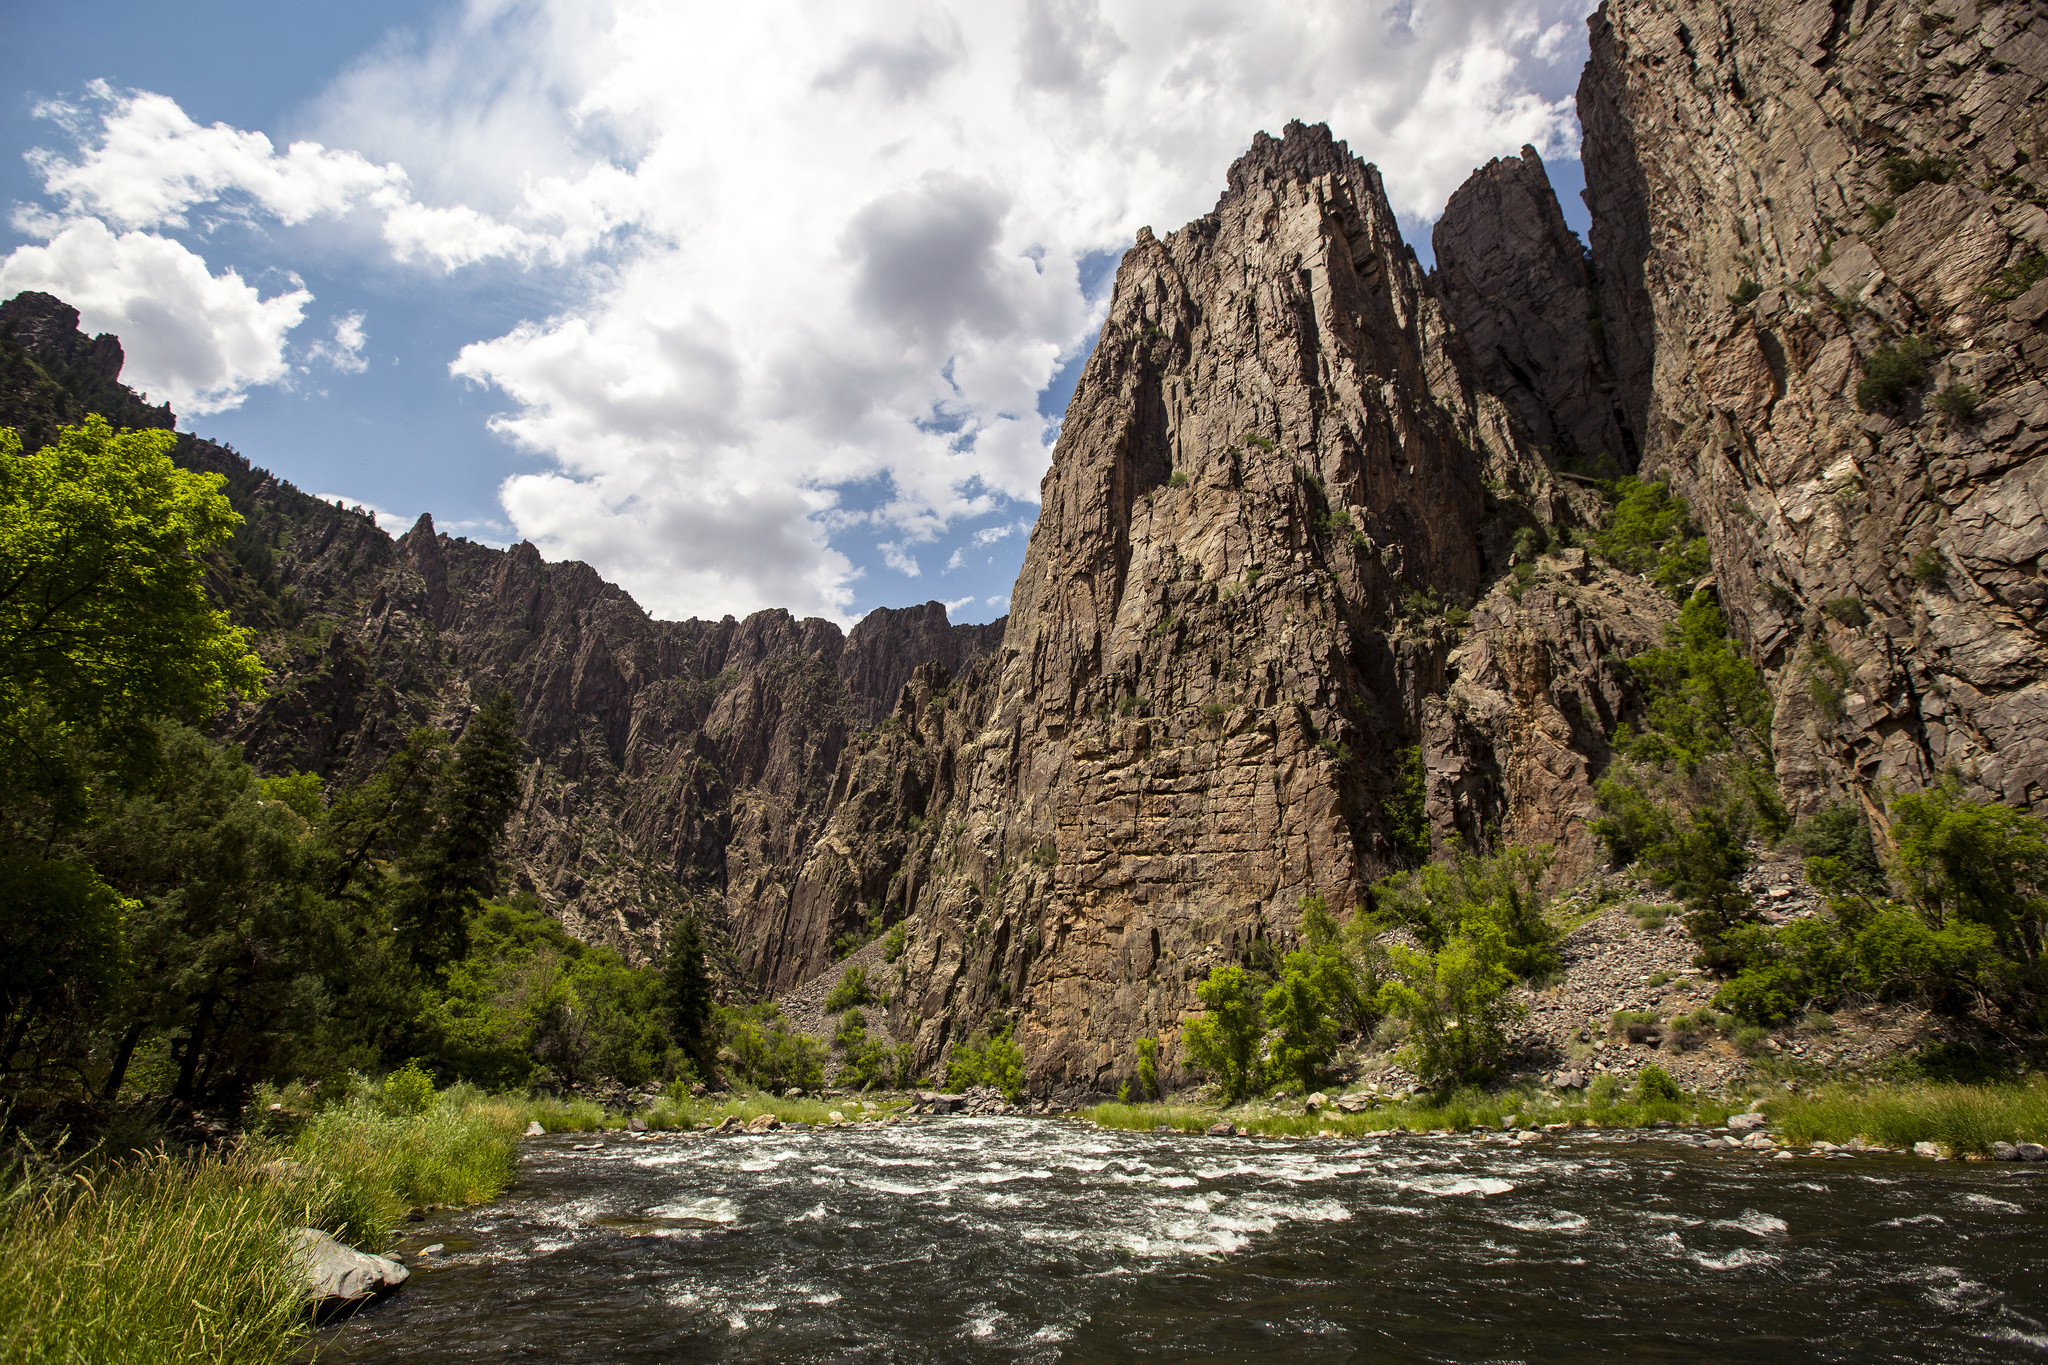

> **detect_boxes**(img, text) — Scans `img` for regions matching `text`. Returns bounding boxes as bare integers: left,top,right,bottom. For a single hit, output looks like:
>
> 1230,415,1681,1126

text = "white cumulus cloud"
7,0,1590,621
0,217,310,414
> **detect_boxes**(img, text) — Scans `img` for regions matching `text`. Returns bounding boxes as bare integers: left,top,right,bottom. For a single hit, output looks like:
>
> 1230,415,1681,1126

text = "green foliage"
0,418,265,815
1883,153,1951,195
1865,199,1897,229
1856,336,1935,409
1983,250,2048,303
825,963,873,1013
1376,919,1524,1089
1387,743,1429,863
378,1061,437,1116
1134,1035,1160,1101
1168,470,1189,488
944,1025,1025,1100
1589,478,1710,599
1263,967,1338,1093
1792,802,1886,898
1372,843,1558,978
1713,778,2048,1024
719,1002,825,1093
1727,278,1763,307
1821,596,1869,628
1932,382,1981,423
258,770,324,822
388,691,525,972
832,1008,896,1091
660,914,715,1068
881,921,908,963
1635,1064,1683,1103
1767,1077,2048,1155
1180,965,1266,1103
1909,547,1947,586
1613,594,1776,771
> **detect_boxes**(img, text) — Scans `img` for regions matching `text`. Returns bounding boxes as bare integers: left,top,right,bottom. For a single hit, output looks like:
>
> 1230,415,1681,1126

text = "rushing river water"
314,1117,2048,1362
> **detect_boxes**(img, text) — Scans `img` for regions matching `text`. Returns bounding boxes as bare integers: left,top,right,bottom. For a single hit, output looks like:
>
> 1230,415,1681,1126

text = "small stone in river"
1913,1141,1944,1159
292,1228,408,1306
419,1244,444,1256
2016,1142,2047,1161
828,1111,845,1124
1992,1141,2020,1161
1502,1115,1518,1130
1772,1150,1795,1161
1727,1113,1767,1134
1206,1122,1237,1137
627,1116,648,1133
573,1142,604,1151
524,1121,545,1137
746,1113,781,1133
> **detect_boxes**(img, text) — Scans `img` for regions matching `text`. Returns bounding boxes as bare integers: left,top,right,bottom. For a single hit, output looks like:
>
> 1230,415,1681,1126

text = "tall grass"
0,1087,527,1364
290,1092,523,1250
0,1150,309,1365
1767,1078,2048,1153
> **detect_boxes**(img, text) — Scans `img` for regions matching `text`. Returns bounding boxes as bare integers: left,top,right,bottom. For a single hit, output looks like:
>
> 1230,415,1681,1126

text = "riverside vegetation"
0,419,925,1363
1110,477,2048,1150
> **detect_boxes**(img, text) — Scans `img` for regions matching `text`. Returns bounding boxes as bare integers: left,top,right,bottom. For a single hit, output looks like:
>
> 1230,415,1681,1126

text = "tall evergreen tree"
661,914,715,1067
393,691,524,971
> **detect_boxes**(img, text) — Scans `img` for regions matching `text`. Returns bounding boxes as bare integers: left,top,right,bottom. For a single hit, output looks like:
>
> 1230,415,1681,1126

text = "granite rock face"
1575,0,2048,816
1434,146,1636,472
785,123,1655,1088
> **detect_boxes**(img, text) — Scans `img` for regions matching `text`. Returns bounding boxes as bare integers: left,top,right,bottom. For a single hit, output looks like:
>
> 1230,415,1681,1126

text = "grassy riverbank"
1085,1077,2048,1154
0,1087,525,1365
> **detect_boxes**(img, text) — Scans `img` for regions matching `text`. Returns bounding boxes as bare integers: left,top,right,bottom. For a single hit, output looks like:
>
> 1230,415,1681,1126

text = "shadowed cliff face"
1574,0,2048,819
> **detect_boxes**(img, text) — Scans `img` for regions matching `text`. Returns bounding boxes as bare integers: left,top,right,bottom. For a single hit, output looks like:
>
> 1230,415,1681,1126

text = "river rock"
915,1092,962,1115
524,1121,545,1137
828,1111,845,1124
746,1114,781,1133
292,1228,408,1307
1992,1141,2020,1161
1206,1122,1237,1137
1305,1092,1327,1112
1551,1070,1587,1091
1726,1114,1767,1134
1913,1142,1944,1159
627,1116,647,1132
2017,1142,2047,1161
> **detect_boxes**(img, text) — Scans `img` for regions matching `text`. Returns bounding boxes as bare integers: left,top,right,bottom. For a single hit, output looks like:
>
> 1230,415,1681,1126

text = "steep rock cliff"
1575,0,2048,818
783,123,1667,1091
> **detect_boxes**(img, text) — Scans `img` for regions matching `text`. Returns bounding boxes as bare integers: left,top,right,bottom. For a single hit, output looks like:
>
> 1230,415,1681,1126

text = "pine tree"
393,691,525,971
662,914,715,1065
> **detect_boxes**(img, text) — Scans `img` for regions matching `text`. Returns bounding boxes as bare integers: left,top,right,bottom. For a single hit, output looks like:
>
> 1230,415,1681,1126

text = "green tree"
1181,965,1266,1103
1134,1035,1160,1101
1376,915,1524,1088
390,691,525,971
1372,843,1557,978
660,914,715,1069
1263,967,1337,1093
1614,594,1775,771
0,419,263,830
1890,775,2048,964
1590,477,1710,599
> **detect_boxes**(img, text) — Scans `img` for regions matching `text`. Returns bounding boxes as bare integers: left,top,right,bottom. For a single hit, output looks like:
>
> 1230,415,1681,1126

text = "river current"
315,1117,2048,1362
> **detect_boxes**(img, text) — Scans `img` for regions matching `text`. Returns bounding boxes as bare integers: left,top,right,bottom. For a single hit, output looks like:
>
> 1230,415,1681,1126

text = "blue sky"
2,0,1594,628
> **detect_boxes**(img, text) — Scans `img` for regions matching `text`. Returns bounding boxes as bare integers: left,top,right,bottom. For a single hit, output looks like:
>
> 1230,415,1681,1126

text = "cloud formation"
7,0,1590,620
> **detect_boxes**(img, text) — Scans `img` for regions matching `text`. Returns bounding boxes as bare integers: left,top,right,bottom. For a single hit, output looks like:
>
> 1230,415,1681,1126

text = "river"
313,1117,2048,1362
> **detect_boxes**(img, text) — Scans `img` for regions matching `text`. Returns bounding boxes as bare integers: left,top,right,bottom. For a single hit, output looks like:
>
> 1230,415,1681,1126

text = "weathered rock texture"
1434,147,1636,472
776,124,1658,1090
1575,0,2048,817
0,295,1001,981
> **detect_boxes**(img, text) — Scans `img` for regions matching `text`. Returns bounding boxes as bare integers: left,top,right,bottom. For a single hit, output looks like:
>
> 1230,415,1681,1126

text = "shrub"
1134,1035,1160,1101
1866,200,1897,229
718,1003,825,1093
1612,594,1776,770
1168,470,1189,488
1635,1065,1684,1103
1589,478,1710,598
1821,596,1869,628
1856,336,1934,409
880,922,907,964
825,964,872,1012
1932,383,1981,423
944,1025,1025,1100
1909,547,1947,586
1377,913,1525,1089
1611,1010,1661,1043
1883,153,1951,195
833,1009,892,1090
1983,250,2048,303
1728,278,1763,306
1387,744,1429,863
1181,965,1267,1102
1264,966,1339,1093
378,1060,437,1116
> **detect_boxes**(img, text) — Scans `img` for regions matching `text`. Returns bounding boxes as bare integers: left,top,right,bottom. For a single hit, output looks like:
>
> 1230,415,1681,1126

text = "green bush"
1635,1065,1684,1103
1612,594,1776,771
1181,965,1267,1102
1821,596,1869,627
1856,336,1934,409
1983,250,2048,303
1728,278,1763,307
1134,1035,1160,1101
880,922,908,964
944,1025,1025,1100
1909,547,1946,586
1387,744,1430,863
718,1003,825,1093
1932,383,1981,423
1373,843,1558,978
1589,478,1710,599
825,963,873,1012
1883,153,1951,195
378,1061,437,1116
